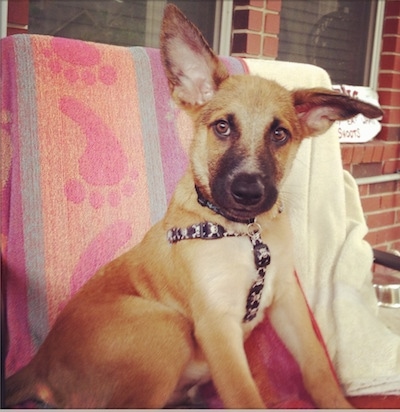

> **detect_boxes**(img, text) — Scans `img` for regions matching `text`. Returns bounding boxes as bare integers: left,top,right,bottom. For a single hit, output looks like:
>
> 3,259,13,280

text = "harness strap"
167,221,271,322
167,222,241,243
244,223,271,322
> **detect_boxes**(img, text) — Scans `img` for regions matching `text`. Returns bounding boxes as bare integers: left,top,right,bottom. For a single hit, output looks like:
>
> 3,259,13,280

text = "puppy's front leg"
195,315,265,408
268,276,352,408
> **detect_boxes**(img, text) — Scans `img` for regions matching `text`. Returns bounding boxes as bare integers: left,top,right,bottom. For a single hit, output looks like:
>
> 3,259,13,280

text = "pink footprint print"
61,97,136,209
44,37,117,86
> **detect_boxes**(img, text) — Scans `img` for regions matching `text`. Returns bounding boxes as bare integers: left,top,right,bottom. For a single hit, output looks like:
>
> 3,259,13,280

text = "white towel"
245,58,400,396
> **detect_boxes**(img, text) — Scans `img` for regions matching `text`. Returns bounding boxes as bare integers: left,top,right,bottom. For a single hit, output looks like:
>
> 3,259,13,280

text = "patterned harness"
167,190,273,323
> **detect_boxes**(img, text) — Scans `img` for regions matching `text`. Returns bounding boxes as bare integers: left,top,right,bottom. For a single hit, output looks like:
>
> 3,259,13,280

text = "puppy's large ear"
293,88,383,137
160,4,229,108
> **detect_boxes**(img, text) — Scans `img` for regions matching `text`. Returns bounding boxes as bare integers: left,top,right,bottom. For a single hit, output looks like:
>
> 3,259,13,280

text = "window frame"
1,0,384,90
215,0,233,56
1,0,8,38
369,0,385,90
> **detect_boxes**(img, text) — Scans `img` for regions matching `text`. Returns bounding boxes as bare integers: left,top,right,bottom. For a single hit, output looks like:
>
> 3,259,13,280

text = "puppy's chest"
190,235,277,324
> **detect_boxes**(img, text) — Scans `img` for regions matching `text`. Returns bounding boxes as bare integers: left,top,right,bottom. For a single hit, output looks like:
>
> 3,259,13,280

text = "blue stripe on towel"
129,47,167,224
15,35,49,349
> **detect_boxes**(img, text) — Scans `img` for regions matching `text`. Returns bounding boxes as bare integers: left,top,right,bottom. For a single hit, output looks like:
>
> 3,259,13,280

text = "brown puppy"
6,4,382,409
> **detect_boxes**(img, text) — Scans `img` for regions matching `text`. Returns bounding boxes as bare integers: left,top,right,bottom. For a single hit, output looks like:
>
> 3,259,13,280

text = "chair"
1,34,399,408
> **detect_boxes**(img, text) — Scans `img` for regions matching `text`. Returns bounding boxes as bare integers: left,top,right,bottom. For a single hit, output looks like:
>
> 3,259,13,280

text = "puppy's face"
160,4,383,222
191,76,303,221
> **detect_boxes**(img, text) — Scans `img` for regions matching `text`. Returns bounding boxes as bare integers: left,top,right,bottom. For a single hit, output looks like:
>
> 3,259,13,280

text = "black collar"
195,186,255,225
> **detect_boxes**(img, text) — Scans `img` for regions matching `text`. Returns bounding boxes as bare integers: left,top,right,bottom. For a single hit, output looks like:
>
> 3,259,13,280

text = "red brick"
378,72,400,89
234,10,248,30
361,196,381,213
234,9,263,31
231,33,247,53
8,0,29,25
358,184,369,197
378,126,400,141
383,17,400,35
234,0,265,7
383,159,400,174
343,164,352,174
247,33,262,54
391,240,400,251
383,142,400,160
376,225,400,244
369,180,398,195
263,36,278,58
232,33,261,55
381,107,400,124
380,54,400,72
352,145,365,164
267,0,281,12
378,89,400,106
7,27,27,35
249,10,263,31
381,193,400,209
352,163,382,178
382,36,400,54
367,211,396,228
365,230,378,246
340,144,353,165
264,13,280,34
250,0,265,6
371,142,384,162
363,143,375,163
385,0,400,17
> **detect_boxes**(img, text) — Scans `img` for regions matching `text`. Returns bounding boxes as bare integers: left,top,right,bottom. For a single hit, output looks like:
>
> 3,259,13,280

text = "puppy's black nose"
231,174,264,206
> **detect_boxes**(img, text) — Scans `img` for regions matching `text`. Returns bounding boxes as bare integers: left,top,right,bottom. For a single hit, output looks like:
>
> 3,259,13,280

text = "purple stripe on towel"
146,48,189,203
2,36,34,375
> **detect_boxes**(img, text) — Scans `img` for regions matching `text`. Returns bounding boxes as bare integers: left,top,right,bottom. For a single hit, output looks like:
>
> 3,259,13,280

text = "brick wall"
342,142,400,251
378,0,400,142
344,0,400,253
231,0,281,59
232,0,400,253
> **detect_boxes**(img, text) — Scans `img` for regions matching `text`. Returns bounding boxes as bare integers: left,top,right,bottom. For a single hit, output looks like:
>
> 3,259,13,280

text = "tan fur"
5,4,383,409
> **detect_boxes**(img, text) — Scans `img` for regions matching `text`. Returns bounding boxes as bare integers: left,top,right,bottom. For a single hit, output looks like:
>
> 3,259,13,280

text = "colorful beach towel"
1,33,245,372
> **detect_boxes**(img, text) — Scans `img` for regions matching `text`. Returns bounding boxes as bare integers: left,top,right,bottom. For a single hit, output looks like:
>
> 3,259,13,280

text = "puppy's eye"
271,127,290,145
213,120,231,138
